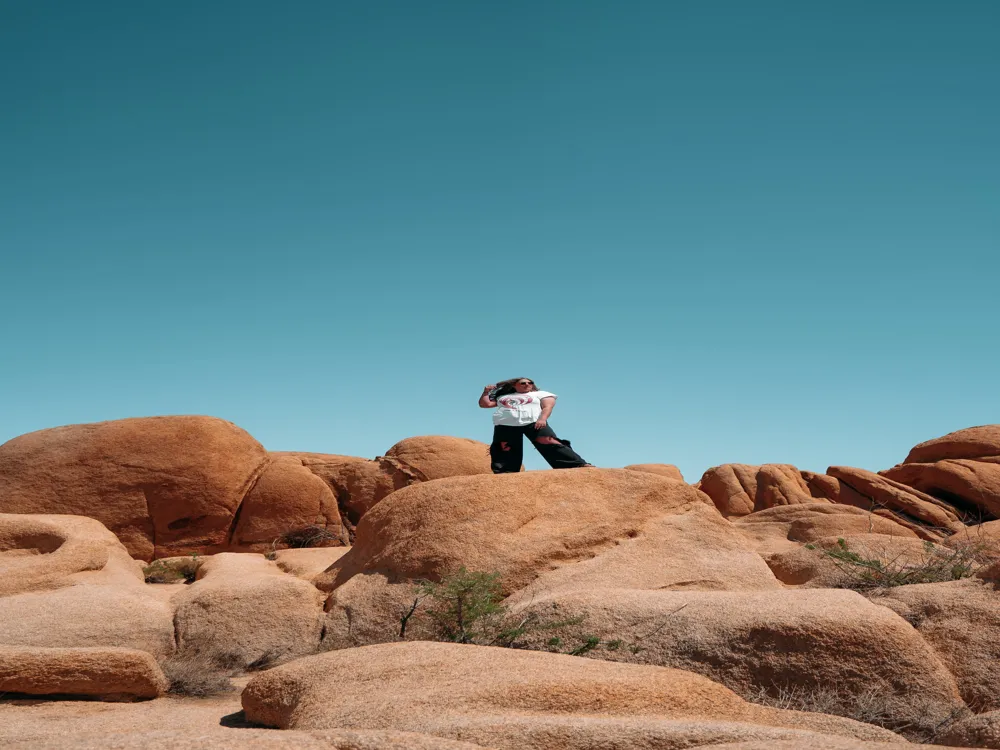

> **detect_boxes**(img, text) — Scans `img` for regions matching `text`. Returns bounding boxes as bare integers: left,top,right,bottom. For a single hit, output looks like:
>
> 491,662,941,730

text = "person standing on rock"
479,378,594,473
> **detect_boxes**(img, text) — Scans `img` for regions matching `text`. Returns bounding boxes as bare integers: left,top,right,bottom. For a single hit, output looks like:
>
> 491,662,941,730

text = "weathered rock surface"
230,456,346,550
882,459,1000,521
508,587,963,736
0,583,175,656
698,464,831,517
274,452,422,527
872,579,1000,712
936,710,1000,749
13,729,494,749
697,463,761,517
384,435,492,480
905,425,1000,464
0,513,143,596
0,417,268,559
764,534,946,587
874,425,1000,522
623,463,685,481
173,553,325,669
323,500,780,650
506,500,779,600
733,504,917,557
828,465,966,533
0,683,490,748
273,547,350,580
0,646,167,700
754,464,819,510
242,641,904,748
317,469,717,595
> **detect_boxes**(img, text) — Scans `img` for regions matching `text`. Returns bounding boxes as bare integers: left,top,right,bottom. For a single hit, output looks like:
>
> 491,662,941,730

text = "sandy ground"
0,677,254,746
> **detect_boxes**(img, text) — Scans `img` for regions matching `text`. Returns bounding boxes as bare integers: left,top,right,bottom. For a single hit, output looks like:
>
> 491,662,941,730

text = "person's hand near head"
478,384,498,408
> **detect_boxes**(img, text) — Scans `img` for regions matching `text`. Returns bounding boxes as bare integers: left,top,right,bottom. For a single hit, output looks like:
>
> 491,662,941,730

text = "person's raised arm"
479,384,497,408
535,396,556,429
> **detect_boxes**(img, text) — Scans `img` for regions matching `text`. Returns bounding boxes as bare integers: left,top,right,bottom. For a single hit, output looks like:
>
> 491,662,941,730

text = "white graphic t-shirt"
493,390,557,426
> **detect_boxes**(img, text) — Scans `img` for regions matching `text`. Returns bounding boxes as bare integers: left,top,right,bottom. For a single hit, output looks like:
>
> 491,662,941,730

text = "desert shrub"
746,682,969,743
416,568,504,644
143,554,199,584
410,567,592,652
160,652,235,697
808,538,987,590
277,525,340,549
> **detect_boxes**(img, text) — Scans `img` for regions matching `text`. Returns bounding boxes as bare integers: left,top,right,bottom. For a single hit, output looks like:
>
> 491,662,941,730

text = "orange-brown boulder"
935,710,1000,749
754,464,819,510
698,464,824,517
321,471,768,648
0,513,144,597
274,452,422,527
242,641,904,747
0,416,269,559
230,456,346,551
0,645,167,700
882,459,1000,520
502,500,779,600
172,553,325,670
828,466,966,533
384,435,492,480
623,463,685,481
733,504,917,557
508,587,964,736
764,534,946,587
272,547,350,580
874,579,1000,712
698,464,760,517
317,469,716,595
905,425,1000,464
0,583,175,656
0,514,175,656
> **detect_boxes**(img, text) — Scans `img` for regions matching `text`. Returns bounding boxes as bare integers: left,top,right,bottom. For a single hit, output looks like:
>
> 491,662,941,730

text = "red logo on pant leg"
500,442,510,451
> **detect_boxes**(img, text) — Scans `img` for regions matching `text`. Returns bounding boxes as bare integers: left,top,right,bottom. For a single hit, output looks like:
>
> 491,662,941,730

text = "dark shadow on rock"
220,710,267,728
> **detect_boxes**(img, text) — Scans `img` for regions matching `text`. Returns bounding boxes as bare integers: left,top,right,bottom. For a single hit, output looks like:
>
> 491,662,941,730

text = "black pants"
490,423,589,474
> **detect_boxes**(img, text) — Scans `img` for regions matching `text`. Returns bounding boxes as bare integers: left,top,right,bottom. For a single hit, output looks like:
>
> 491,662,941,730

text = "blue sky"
1,1,997,479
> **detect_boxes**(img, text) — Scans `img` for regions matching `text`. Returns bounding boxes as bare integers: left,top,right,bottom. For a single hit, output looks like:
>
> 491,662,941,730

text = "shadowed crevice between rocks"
224,455,273,548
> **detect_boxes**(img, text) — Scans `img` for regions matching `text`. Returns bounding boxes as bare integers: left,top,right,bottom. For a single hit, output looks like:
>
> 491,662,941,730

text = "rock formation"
3,418,1000,749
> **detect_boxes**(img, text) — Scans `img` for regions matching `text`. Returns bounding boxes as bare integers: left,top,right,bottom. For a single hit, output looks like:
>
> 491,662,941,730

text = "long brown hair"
491,377,538,399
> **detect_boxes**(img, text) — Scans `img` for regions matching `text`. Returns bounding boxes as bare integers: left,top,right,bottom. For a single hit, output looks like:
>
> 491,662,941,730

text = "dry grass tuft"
143,555,200,584
160,652,235,697
278,525,341,549
746,682,969,743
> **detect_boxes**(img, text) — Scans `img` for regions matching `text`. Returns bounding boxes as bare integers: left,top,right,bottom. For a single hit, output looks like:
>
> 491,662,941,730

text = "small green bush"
143,554,199,584
416,567,506,644
816,538,986,590
413,568,624,655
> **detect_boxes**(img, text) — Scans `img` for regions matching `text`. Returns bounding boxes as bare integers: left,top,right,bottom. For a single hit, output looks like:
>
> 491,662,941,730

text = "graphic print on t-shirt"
492,390,556,426
497,395,536,408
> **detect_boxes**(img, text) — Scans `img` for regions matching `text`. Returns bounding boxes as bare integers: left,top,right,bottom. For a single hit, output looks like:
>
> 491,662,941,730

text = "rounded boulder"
0,416,268,559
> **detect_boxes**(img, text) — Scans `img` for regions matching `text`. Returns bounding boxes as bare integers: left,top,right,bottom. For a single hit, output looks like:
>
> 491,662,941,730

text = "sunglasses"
517,380,534,385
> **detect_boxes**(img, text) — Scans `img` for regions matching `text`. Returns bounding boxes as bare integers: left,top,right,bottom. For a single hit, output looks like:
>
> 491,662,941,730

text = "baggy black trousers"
490,423,589,474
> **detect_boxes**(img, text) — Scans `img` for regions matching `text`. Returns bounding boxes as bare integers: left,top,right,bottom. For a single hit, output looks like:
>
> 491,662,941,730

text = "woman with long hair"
478,377,593,474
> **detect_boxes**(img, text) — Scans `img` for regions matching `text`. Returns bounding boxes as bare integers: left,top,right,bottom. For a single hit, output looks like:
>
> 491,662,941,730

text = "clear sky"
1,1,997,479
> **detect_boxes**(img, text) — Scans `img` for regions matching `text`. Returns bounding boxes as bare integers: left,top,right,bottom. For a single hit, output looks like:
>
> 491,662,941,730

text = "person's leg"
490,425,524,474
526,424,591,469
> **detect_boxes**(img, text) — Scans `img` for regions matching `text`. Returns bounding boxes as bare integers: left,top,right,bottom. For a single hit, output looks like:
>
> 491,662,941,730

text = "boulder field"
0,417,492,558
1,418,999,748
